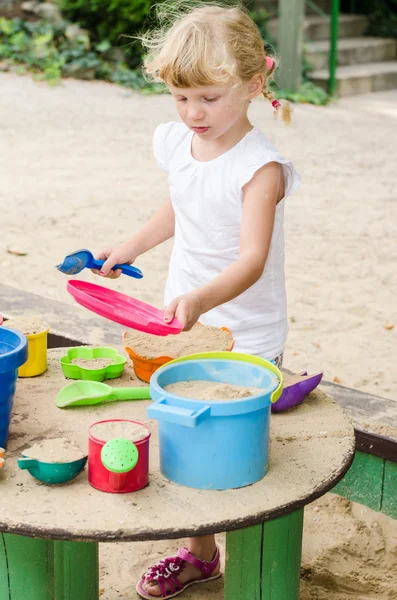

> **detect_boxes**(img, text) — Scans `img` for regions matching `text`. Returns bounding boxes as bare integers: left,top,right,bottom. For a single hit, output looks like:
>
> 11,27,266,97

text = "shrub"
56,0,153,65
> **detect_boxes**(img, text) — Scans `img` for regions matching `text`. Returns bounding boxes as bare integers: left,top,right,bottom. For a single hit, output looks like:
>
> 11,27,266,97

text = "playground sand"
1,74,395,403
165,380,262,400
90,421,148,442
1,74,397,599
71,357,114,370
124,323,233,359
2,316,49,336
99,494,397,600
23,438,85,463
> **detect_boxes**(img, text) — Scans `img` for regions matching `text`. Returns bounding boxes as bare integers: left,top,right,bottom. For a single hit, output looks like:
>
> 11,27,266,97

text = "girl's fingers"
164,298,179,323
175,301,190,330
99,256,120,277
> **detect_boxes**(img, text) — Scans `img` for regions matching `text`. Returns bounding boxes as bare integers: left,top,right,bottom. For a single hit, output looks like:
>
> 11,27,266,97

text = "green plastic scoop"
56,380,151,408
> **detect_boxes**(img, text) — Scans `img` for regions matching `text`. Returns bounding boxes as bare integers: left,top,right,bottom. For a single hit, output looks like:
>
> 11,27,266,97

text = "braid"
262,59,292,125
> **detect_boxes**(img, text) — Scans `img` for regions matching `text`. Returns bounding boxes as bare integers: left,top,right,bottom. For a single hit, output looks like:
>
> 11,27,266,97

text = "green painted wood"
2,533,54,600
1,533,98,600
334,450,384,511
225,523,262,600
381,460,397,519
0,534,11,600
278,0,305,91
54,540,99,600
261,509,304,600
225,509,304,600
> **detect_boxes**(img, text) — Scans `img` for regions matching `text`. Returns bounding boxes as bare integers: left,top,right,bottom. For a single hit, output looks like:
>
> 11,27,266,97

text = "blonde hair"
139,1,291,124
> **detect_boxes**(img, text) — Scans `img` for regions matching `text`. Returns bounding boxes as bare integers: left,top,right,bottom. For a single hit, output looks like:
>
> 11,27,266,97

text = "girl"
96,2,300,598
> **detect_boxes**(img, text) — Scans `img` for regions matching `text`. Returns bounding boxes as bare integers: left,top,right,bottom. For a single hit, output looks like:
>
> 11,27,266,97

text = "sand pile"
301,494,397,600
124,323,232,359
165,380,262,401
23,438,85,463
71,358,114,370
3,316,49,336
90,421,148,442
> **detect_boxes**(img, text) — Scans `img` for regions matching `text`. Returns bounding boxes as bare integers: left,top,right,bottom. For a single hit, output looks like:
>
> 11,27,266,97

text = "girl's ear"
248,74,265,99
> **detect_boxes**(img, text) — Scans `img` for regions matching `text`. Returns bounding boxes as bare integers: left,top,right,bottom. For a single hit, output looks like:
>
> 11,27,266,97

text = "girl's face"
168,81,253,140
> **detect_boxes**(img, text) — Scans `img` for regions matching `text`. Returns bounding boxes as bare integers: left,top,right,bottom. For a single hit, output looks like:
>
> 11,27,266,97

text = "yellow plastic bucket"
18,327,50,377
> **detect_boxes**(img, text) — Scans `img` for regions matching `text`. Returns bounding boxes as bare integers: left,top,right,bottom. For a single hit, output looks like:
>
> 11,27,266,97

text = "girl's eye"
204,97,219,103
177,97,187,103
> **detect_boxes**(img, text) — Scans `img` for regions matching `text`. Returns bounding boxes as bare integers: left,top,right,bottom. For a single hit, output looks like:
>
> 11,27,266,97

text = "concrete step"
253,0,331,15
310,61,397,96
306,37,397,70
305,14,368,41
268,14,368,42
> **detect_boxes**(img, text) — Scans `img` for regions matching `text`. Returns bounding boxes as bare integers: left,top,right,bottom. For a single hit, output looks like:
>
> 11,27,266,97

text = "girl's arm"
164,163,284,328
97,198,175,277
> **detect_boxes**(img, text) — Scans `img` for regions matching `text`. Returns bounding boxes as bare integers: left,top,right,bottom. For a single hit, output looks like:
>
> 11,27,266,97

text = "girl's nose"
188,106,205,121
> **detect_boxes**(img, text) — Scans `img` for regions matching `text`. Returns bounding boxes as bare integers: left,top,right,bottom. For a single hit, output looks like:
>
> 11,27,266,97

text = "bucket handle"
147,399,211,428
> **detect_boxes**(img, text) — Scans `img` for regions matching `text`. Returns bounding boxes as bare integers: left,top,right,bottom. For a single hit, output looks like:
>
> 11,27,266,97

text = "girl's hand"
164,291,202,331
93,242,137,279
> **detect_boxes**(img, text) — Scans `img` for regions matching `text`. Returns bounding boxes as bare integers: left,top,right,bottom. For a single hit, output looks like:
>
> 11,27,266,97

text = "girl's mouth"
192,127,210,134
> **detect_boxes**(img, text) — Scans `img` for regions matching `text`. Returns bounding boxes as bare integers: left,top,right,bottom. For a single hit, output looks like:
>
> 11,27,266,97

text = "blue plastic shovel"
56,249,143,279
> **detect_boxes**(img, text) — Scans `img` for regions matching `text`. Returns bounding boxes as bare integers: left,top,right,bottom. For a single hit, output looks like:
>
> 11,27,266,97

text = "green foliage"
276,81,330,106
55,0,152,65
0,8,329,105
342,0,397,39
0,16,159,89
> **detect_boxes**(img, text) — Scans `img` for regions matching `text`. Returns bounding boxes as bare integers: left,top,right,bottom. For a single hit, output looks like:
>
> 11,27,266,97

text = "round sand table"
0,348,355,600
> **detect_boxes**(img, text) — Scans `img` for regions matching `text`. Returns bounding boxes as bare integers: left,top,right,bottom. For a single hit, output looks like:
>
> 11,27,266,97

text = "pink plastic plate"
67,280,183,336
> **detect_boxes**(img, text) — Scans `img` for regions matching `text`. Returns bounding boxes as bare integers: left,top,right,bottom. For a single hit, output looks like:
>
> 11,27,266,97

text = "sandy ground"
1,73,396,400
1,73,397,599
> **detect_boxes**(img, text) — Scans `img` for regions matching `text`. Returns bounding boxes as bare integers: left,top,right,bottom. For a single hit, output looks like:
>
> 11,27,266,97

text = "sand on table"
124,322,232,359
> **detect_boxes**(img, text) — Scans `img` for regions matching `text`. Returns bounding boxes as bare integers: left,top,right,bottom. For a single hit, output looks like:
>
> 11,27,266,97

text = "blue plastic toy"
148,358,280,490
56,249,143,279
0,327,28,448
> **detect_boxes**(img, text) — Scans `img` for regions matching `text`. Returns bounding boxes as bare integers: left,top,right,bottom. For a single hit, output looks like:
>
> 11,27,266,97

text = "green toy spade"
56,380,151,408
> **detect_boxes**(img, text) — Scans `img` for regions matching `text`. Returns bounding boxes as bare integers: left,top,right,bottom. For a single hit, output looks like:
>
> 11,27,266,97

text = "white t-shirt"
153,121,300,360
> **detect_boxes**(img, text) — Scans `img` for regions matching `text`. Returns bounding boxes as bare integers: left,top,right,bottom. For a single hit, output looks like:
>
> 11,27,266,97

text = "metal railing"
306,0,340,95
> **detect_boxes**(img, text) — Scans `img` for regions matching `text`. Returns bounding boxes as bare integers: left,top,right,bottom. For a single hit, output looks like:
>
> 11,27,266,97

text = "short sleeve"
153,123,168,171
153,122,177,172
238,136,300,198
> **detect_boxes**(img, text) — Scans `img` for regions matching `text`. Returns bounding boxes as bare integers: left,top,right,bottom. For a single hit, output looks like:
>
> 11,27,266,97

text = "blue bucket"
148,359,280,490
0,327,28,448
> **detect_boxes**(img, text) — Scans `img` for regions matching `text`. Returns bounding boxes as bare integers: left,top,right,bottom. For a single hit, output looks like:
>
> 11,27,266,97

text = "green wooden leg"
0,533,98,600
225,523,262,600
261,509,304,600
225,508,304,600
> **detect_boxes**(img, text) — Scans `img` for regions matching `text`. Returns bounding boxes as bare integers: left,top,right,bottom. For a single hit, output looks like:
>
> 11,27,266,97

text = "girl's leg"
143,534,220,597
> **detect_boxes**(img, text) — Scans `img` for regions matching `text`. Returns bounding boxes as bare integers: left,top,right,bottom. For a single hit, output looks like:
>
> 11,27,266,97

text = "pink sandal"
136,546,221,599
